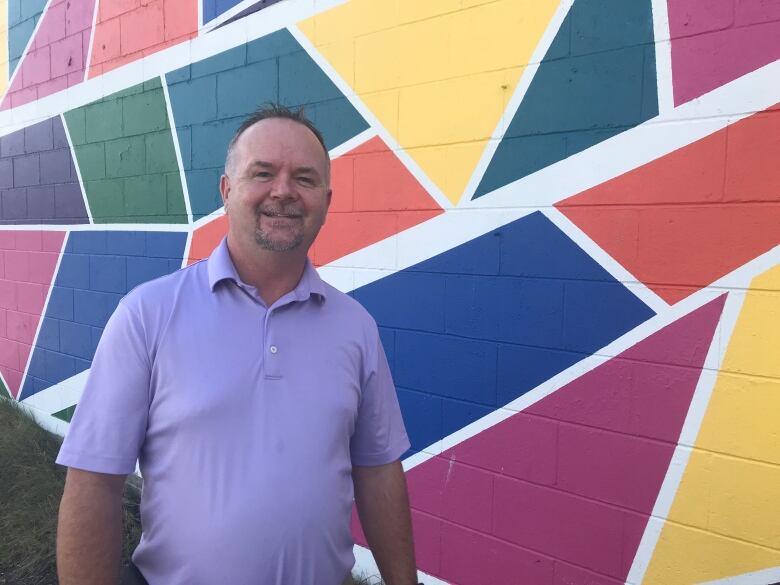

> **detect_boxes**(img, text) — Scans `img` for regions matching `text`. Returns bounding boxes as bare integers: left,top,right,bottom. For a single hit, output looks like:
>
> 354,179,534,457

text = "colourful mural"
1,1,779,584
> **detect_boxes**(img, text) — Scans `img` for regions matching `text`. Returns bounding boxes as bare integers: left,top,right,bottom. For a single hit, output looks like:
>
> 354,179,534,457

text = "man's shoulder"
320,281,375,322
121,259,207,312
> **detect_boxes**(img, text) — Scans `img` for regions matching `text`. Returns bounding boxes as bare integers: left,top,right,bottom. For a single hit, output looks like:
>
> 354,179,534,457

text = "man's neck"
225,234,307,307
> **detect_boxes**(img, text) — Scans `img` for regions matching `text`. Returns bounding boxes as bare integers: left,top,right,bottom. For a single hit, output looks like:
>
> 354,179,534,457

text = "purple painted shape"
669,0,780,105
1,0,97,111
0,117,88,225
403,295,725,584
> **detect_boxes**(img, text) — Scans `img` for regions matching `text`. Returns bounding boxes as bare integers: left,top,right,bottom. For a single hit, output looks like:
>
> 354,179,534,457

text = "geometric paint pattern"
299,0,561,204
166,28,369,220
643,267,780,584
1,1,779,583
6,0,48,78
352,212,656,456
63,79,188,224
354,295,725,584
0,230,65,398
0,116,89,224
473,0,659,199
88,0,198,79
1,0,97,110
19,230,188,400
557,103,780,304
188,136,444,266
668,0,780,105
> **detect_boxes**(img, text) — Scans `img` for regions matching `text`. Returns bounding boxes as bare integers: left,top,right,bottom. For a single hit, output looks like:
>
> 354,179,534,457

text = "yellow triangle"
299,0,560,204
0,0,8,98
643,265,780,584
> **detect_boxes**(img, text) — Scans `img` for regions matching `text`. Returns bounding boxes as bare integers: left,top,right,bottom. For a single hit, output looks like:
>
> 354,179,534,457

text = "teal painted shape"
166,28,369,220
7,0,49,78
52,404,77,423
473,0,658,199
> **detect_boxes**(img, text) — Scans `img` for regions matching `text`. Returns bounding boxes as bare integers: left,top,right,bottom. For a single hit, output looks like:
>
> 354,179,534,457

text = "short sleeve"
350,330,410,466
56,299,151,475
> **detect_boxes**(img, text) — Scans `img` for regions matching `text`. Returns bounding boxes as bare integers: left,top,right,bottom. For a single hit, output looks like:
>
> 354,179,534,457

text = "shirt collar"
207,238,327,302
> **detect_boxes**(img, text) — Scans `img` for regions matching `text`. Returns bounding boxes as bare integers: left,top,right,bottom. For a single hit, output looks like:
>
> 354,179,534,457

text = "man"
56,105,419,585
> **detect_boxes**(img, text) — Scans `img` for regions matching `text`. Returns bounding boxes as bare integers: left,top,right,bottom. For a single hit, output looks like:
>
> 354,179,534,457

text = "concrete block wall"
1,1,779,584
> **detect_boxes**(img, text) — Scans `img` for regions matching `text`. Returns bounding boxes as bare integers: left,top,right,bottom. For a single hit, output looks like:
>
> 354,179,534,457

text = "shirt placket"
264,308,282,379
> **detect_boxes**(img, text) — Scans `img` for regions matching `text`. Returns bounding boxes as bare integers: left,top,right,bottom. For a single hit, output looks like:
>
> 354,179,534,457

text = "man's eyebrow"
246,161,321,176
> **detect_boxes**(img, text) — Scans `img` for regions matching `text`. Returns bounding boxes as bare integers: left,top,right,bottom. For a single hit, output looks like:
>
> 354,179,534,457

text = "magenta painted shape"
0,231,66,398
392,295,725,583
1,0,97,111
668,0,780,105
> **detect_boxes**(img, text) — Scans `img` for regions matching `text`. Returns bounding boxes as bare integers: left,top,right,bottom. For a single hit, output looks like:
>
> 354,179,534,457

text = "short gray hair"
224,103,330,180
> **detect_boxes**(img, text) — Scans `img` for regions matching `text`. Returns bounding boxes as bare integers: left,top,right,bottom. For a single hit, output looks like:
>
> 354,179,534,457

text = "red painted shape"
0,231,65,398
373,296,725,584
668,0,780,105
187,136,444,266
556,105,780,304
1,0,97,110
88,0,198,78
311,136,443,266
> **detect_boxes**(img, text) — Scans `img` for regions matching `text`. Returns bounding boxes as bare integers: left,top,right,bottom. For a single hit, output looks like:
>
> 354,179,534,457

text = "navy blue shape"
352,211,654,455
211,0,283,29
19,231,187,400
166,28,368,220
473,0,658,198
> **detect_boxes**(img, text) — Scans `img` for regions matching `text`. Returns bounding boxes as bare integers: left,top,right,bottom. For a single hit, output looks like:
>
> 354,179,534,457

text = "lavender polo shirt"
57,238,410,585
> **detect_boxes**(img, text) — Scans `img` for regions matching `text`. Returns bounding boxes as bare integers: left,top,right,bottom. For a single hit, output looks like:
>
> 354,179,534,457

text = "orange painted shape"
188,214,228,265
88,0,197,78
556,104,780,305
311,136,443,266
187,137,444,267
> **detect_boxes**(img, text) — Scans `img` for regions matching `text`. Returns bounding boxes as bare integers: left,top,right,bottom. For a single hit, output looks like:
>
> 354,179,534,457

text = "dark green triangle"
52,405,77,423
473,0,658,199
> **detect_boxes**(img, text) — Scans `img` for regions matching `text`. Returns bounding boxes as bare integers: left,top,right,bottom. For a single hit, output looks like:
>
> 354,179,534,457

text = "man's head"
220,104,332,256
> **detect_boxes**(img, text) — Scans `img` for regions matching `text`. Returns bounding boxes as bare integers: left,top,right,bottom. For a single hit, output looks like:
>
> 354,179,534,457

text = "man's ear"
219,174,230,210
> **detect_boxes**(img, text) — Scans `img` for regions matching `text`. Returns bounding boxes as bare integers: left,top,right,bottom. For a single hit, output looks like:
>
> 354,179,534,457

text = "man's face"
221,118,331,254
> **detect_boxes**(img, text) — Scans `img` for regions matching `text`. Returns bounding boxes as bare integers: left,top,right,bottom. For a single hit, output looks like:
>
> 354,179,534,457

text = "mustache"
255,205,303,218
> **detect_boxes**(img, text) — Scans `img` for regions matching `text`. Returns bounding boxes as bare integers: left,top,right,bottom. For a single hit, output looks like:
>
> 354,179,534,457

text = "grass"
0,398,379,584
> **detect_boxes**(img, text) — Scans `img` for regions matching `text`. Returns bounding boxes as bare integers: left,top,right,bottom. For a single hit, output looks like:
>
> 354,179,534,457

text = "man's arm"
57,468,127,585
353,460,417,585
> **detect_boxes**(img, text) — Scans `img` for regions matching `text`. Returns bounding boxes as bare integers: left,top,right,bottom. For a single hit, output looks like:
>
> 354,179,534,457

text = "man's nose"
269,173,297,199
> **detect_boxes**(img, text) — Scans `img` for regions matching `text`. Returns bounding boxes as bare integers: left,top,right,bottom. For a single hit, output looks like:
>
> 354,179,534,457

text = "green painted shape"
64,78,188,224
0,377,10,399
52,405,77,423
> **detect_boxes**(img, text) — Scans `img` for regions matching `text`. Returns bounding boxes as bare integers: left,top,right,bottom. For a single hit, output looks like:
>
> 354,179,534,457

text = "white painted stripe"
192,206,226,230
161,75,194,225
352,544,450,585
20,368,89,415
202,0,347,33
0,0,349,133
328,127,377,160
60,112,94,223
83,0,101,79
544,207,670,315
650,0,675,115
18,231,70,400
695,566,780,585
16,400,70,436
288,24,455,212
2,0,55,103
180,229,194,269
456,0,574,206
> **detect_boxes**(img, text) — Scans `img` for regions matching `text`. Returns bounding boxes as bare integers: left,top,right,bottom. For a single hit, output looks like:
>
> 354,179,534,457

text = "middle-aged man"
56,104,419,585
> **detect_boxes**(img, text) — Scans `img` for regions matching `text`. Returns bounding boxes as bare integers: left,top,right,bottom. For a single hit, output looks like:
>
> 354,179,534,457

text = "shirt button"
270,345,278,354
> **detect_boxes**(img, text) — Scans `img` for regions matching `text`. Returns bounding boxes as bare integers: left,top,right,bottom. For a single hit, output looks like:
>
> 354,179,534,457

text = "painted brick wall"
1,1,779,584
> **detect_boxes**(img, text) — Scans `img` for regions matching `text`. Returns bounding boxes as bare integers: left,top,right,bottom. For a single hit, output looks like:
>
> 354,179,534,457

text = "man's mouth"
259,210,302,219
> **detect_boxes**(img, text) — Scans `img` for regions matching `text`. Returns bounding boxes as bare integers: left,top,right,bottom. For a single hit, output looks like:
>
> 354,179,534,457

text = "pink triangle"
0,231,65,398
1,0,97,111
374,295,726,584
669,0,780,105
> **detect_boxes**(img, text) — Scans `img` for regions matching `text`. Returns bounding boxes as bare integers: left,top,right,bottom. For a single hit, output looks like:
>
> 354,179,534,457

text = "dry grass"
0,398,142,584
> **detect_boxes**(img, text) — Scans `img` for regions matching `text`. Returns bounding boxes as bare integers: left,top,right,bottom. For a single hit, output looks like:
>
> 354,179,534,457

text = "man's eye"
297,176,315,185
256,172,271,178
